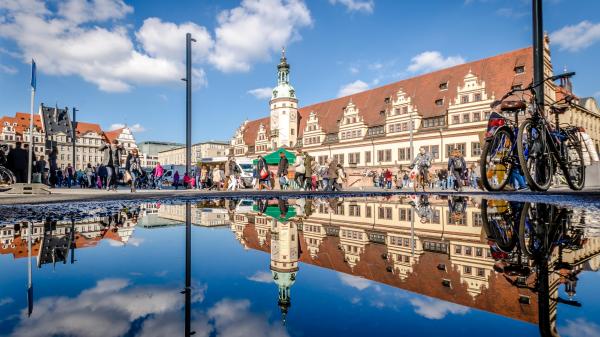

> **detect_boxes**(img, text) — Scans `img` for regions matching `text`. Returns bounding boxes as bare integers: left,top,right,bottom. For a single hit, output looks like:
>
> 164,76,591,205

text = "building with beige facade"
231,38,600,176
0,105,139,170
157,141,229,166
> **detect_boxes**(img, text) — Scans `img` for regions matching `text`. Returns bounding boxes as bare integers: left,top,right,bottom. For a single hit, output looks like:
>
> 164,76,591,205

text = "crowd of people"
2,141,514,193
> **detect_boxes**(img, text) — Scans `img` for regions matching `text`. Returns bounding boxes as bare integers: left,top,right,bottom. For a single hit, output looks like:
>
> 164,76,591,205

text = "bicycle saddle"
500,100,526,112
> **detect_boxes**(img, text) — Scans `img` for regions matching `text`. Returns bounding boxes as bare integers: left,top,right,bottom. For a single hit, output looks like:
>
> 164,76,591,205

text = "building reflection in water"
2,196,599,336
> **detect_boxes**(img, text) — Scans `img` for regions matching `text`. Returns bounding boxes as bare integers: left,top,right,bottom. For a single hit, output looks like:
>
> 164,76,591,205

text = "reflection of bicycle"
481,199,523,252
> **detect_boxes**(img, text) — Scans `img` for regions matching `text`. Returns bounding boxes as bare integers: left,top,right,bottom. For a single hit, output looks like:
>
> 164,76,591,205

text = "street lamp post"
185,33,196,176
409,112,414,160
72,107,78,170
532,0,544,108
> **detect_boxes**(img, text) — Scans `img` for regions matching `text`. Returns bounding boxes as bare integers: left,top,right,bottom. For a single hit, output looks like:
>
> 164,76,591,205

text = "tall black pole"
532,0,544,108
72,107,78,170
185,33,193,176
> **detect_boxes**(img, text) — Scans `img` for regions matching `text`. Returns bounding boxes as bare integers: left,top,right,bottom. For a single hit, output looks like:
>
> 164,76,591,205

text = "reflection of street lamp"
72,107,78,170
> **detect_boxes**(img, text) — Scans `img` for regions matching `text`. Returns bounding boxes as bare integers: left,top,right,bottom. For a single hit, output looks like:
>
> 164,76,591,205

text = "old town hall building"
231,38,600,171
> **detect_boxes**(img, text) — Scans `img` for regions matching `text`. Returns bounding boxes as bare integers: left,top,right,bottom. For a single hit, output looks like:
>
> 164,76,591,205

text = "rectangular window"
365,151,371,164
435,99,444,106
377,150,384,162
463,113,470,123
366,206,372,218
477,268,485,277
473,213,483,227
447,143,466,157
461,95,469,104
385,149,392,162
471,142,482,157
455,245,462,254
439,82,448,90
474,93,482,102
430,145,439,159
476,247,483,257
473,112,481,121
464,266,472,274
452,115,460,124
465,247,472,256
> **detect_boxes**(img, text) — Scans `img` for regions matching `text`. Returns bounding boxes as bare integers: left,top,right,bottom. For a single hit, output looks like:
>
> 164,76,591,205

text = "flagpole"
27,60,36,184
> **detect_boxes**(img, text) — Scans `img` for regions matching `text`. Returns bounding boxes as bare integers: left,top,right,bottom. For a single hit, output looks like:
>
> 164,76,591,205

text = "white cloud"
550,21,600,52
248,87,273,99
407,51,465,73
329,0,374,14
0,63,17,74
247,271,273,283
337,80,369,97
57,0,133,24
349,66,359,74
209,0,312,72
560,318,600,337
409,297,469,320
0,297,14,306
109,123,145,133
368,62,383,70
135,17,213,62
339,273,371,290
208,299,289,337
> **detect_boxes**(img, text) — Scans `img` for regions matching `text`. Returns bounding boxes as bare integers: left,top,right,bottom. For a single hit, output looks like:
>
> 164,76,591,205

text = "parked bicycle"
0,144,16,189
480,71,584,191
516,72,585,191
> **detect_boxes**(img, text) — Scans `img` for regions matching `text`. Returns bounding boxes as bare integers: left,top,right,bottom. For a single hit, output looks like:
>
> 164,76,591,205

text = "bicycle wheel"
0,166,15,188
519,203,541,257
480,129,514,191
517,119,554,191
562,130,585,190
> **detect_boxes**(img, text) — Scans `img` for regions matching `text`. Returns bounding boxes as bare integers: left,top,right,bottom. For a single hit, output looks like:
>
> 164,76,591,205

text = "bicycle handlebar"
494,71,577,106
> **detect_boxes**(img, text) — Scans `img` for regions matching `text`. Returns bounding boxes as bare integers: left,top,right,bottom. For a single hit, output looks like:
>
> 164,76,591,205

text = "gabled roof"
75,122,103,136
242,117,270,145
0,112,43,136
104,128,123,143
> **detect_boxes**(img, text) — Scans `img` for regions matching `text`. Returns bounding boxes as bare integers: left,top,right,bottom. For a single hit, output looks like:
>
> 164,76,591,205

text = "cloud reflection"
409,297,470,320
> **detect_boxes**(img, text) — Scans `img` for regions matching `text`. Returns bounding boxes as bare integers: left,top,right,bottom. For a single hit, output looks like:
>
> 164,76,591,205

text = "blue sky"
1,0,599,143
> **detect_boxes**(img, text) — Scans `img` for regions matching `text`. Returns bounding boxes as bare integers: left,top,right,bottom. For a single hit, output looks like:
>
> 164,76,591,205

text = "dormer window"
384,97,390,104
511,84,522,90
439,82,448,90
514,66,525,74
435,99,444,106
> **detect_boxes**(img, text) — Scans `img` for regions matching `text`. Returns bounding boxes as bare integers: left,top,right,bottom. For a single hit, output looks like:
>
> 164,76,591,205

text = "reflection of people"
278,199,289,219
448,196,466,222
410,195,432,223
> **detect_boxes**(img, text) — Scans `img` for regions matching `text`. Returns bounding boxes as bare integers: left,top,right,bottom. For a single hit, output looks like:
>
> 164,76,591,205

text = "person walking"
384,168,393,189
448,149,467,191
64,163,74,188
125,148,142,193
310,158,318,191
173,170,180,190
98,140,123,191
48,146,58,187
35,155,47,185
6,141,28,183
200,165,209,190
211,165,223,190
293,151,306,190
154,162,164,190
277,151,289,190
256,155,271,190
326,159,341,191
226,156,239,191
85,163,94,188
303,152,313,190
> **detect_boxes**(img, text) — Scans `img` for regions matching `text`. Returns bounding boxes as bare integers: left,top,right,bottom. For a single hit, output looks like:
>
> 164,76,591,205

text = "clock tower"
270,48,299,149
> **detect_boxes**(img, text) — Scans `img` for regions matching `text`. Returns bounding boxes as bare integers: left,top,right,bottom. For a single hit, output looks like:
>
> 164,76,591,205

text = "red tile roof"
0,112,44,136
104,128,123,143
241,47,533,145
242,117,270,145
75,122,103,136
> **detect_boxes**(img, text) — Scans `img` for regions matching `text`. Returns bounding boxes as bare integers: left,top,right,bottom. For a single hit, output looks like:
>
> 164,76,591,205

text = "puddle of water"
1,194,599,337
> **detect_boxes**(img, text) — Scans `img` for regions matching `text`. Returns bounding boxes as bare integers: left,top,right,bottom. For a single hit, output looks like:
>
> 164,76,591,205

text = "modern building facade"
231,37,600,175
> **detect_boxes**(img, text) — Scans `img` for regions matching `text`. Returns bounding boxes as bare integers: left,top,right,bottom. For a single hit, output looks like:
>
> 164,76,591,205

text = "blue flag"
31,59,36,91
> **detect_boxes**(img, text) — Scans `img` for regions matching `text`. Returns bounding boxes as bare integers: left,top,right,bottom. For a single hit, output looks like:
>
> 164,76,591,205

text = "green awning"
252,204,297,222
253,148,296,165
